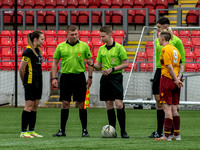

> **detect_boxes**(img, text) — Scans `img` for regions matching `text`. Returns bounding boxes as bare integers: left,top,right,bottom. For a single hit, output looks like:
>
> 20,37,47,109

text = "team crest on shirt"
77,52,81,58
162,50,165,54
111,57,115,64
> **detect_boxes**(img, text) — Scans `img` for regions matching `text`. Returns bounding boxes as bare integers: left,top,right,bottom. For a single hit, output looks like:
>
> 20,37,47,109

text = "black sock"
117,107,126,134
29,111,37,132
21,110,31,132
60,109,69,132
79,109,87,131
157,109,165,134
107,108,116,129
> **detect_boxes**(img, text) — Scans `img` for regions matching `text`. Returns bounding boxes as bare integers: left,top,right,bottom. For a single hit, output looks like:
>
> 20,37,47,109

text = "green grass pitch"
0,107,199,150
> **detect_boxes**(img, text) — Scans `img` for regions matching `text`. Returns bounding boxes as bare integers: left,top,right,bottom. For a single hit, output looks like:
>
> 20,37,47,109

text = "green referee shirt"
156,34,185,68
53,40,92,74
96,42,127,74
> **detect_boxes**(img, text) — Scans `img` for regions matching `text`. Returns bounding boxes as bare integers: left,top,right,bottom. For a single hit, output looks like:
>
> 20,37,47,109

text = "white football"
101,125,116,138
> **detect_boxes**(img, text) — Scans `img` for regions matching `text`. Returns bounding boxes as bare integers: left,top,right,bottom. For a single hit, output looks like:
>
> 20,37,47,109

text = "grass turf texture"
0,107,199,150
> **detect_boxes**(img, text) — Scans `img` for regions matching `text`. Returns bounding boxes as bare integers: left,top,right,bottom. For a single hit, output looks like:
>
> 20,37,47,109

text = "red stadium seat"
92,11,101,24
149,9,156,24
46,41,57,58
140,63,148,72
45,30,56,41
134,10,146,24
186,10,199,24
155,0,168,14
179,37,188,43
124,63,137,71
70,11,79,24
145,41,154,49
172,30,179,37
45,0,57,24
133,0,145,8
3,11,13,24
22,30,34,38
148,63,153,72
193,40,200,48
89,0,100,7
191,30,200,37
67,0,78,8
100,11,112,24
57,30,67,43
145,0,156,10
78,0,89,8
128,10,135,24
122,0,134,8
16,0,24,8
168,0,175,4
136,52,147,62
2,0,13,8
78,11,89,24
34,0,46,24
179,30,190,39
91,30,101,44
12,11,23,24
24,0,34,8
0,1,2,8
56,0,68,24
183,41,193,49
56,0,68,8
0,58,14,70
100,0,112,8
185,63,197,72
195,50,200,62
185,51,195,62
113,37,122,44
79,30,90,42
111,0,122,8
113,30,125,38
11,30,22,41
41,62,48,71
1,41,12,59
146,52,153,62
111,11,123,24
92,47,99,58
86,41,93,49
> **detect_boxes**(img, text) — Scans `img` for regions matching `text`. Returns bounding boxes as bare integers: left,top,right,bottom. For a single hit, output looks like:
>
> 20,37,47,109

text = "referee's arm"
52,58,59,88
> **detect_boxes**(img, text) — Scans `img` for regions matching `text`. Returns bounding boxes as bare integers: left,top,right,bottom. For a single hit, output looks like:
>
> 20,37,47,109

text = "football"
101,125,116,138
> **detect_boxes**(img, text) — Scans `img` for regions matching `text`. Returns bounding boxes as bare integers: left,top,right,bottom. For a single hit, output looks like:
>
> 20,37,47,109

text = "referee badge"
111,56,115,64
77,52,81,58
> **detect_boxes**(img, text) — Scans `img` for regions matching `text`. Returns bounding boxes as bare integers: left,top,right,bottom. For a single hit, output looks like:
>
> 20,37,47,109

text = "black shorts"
152,68,161,95
60,73,86,102
24,75,42,101
100,73,123,101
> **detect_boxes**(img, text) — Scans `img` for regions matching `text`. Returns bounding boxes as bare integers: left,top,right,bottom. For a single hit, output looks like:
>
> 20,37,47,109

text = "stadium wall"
0,71,199,107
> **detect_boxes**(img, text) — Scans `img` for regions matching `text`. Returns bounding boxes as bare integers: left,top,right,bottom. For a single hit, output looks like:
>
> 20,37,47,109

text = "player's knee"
156,102,163,110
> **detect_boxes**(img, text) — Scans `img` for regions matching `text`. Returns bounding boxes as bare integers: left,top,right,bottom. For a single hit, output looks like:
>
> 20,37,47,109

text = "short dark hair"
157,17,170,25
67,25,78,32
100,25,112,34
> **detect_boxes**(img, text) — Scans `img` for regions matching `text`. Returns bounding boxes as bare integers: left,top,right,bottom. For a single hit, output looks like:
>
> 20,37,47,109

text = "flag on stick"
84,88,90,109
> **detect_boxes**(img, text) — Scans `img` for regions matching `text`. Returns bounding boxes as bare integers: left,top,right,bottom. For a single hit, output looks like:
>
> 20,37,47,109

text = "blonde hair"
27,31,43,56
160,27,173,41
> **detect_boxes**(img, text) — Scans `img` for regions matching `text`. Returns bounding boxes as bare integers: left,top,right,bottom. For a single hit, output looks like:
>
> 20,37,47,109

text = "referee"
52,25,93,137
19,31,44,138
87,25,129,138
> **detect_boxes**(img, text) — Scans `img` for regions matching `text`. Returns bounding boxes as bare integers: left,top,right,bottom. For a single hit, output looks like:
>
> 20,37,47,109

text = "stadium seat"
145,41,154,49
45,0,57,24
56,0,68,8
0,58,14,70
140,63,148,72
185,51,195,62
124,63,137,71
148,63,153,72
57,30,67,43
100,0,112,8
136,52,147,62
168,0,175,4
172,30,179,37
92,11,101,24
70,11,79,24
3,11,13,24
1,0,13,8
179,37,188,43
184,48,191,53
86,41,93,49
90,30,101,44
89,0,100,7
1,41,12,59
122,0,134,8
111,0,122,8
134,10,146,24
113,30,125,44
46,41,57,58
67,0,78,8
56,0,68,24
197,0,200,7
133,0,145,8
78,11,89,24
34,0,46,24
193,40,200,48
45,30,56,41
155,0,168,14
146,52,153,62
183,41,193,49
92,41,104,54
24,0,34,8
185,63,197,72
100,11,112,24
16,0,24,8
194,50,200,62
111,11,123,24
78,0,89,8
128,10,135,24
92,47,99,58
41,62,48,71
0,1,2,8
22,30,34,38
79,30,90,42
179,30,190,39
12,11,23,24
144,0,156,10
12,41,24,60
186,10,199,24
11,30,22,42
0,30,11,38
191,30,200,37
149,9,156,24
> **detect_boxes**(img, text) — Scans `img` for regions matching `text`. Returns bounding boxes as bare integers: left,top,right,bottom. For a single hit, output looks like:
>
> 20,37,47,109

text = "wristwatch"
112,67,115,72
89,76,93,79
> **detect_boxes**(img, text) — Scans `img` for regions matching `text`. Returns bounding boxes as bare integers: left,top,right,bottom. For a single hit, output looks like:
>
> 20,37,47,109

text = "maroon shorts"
159,75,181,105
